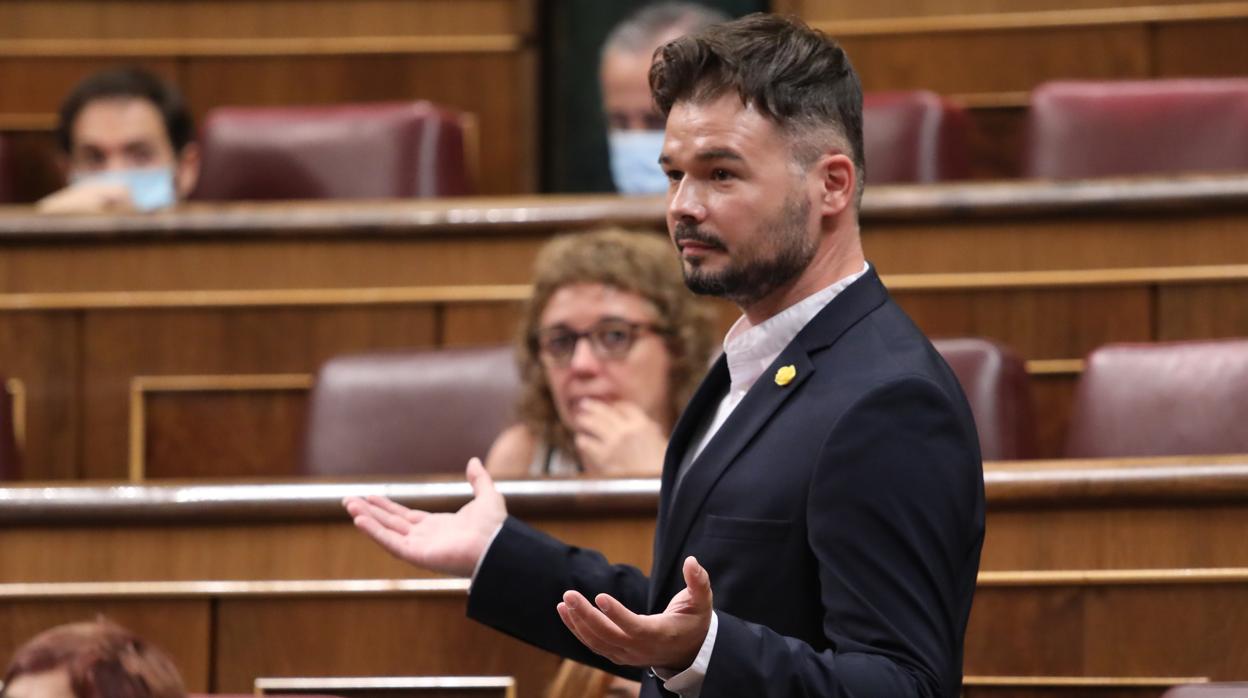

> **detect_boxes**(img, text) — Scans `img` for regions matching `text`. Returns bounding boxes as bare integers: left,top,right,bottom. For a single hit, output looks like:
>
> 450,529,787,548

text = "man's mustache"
673,223,728,252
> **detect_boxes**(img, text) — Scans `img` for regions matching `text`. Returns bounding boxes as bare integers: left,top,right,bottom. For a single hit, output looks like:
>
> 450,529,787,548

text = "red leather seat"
933,338,1036,461
1025,79,1248,179
862,90,970,184
193,101,473,201
1065,338,1248,459
1,376,20,480
302,345,519,477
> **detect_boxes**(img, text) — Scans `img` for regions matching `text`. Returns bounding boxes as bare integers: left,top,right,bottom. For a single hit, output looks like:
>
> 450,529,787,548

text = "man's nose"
668,177,707,224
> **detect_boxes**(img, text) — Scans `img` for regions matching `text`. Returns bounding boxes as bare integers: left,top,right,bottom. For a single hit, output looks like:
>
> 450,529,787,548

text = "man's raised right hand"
342,457,506,578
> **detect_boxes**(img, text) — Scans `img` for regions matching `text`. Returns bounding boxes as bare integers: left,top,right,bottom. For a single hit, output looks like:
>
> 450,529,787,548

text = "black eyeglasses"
534,319,666,366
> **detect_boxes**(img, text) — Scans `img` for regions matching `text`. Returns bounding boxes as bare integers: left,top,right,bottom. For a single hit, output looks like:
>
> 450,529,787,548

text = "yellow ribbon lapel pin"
774,364,797,387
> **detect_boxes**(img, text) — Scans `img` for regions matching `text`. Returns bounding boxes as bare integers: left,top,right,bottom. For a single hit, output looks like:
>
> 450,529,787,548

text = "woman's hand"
572,399,668,476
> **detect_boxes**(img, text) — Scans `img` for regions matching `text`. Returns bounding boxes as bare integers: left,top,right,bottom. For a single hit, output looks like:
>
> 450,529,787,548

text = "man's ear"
175,142,201,199
815,152,856,218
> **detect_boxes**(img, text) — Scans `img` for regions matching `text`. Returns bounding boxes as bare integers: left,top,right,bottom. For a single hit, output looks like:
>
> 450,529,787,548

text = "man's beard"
674,192,816,307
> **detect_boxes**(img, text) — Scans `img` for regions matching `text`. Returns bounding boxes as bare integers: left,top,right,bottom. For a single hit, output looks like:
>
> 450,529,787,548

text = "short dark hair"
55,66,194,155
649,13,865,200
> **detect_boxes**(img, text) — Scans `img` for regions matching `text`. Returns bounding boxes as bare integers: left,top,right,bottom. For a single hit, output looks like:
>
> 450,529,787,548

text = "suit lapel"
647,267,891,608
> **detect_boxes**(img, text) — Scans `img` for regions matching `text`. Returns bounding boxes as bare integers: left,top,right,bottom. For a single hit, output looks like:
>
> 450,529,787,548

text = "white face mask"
608,129,669,195
71,166,177,211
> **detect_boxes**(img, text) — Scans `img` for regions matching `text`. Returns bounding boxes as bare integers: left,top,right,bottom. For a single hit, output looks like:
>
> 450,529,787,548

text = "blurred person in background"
486,228,716,478
1,618,186,698
38,67,199,214
601,3,728,195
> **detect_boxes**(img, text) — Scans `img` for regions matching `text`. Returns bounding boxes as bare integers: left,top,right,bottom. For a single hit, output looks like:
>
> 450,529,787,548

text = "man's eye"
711,168,734,181
665,169,683,182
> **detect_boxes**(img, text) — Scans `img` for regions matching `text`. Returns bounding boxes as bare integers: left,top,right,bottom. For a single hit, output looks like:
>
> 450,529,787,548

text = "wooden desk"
2,459,1246,694
4,177,1248,478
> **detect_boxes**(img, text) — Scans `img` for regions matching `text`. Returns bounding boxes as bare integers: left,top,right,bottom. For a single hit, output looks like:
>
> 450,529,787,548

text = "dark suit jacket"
468,267,986,697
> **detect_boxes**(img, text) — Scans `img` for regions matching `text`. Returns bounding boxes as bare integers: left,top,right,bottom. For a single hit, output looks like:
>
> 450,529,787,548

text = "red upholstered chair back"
302,346,519,477
0,376,20,480
1025,79,1248,179
932,338,1036,461
1065,338,1248,459
193,101,473,201
0,133,13,203
862,90,970,184
1162,684,1248,697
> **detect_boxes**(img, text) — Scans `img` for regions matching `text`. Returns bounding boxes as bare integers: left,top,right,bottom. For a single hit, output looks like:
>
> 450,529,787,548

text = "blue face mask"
608,129,669,195
71,167,177,211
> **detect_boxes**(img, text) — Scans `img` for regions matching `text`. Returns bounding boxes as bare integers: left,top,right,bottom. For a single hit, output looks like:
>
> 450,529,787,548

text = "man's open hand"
557,555,713,671
342,457,506,578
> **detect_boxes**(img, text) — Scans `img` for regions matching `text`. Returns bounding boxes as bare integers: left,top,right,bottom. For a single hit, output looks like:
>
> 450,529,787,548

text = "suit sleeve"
466,516,648,679
700,376,985,698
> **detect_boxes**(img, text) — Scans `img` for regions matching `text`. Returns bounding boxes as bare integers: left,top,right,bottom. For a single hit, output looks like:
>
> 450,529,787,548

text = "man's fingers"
366,495,428,524
682,556,713,608
560,591,632,657
593,592,650,637
353,497,413,536
352,513,414,560
466,457,498,499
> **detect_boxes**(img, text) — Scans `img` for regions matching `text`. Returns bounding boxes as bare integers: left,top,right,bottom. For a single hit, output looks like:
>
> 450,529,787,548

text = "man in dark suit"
345,13,984,697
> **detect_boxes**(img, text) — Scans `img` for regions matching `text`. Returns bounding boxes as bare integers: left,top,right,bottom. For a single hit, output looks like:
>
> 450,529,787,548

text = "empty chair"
1,376,19,480
932,338,1036,461
302,345,519,477
862,90,970,184
1065,338,1248,459
193,101,474,201
1025,78,1248,179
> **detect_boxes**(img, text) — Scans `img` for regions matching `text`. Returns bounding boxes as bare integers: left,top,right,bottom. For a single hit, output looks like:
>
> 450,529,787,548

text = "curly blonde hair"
515,228,715,461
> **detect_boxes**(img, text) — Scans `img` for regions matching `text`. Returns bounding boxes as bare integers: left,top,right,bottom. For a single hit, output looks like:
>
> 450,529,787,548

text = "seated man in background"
1,618,186,698
601,3,727,195
38,67,199,214
487,228,715,478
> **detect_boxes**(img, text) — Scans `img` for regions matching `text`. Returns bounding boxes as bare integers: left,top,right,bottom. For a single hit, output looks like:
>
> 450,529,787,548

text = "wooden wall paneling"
180,52,536,195
0,596,213,692
0,521,428,584
966,575,1248,679
891,286,1154,360
980,503,1248,570
785,0,1246,21
962,105,1029,179
0,311,81,480
864,211,1248,274
440,301,525,347
1154,19,1248,76
0,1,528,42
258,676,516,698
839,25,1149,96
1028,368,1081,459
0,58,179,114
961,678,1201,698
80,306,438,480
138,376,312,480
0,508,655,584
213,592,560,697
0,235,546,294
1156,283,1248,340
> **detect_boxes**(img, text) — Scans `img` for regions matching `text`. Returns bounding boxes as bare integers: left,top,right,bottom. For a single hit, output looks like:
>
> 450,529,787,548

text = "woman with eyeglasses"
485,228,715,479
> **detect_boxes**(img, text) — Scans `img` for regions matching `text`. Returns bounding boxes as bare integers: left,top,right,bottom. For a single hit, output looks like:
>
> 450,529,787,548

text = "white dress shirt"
656,262,869,697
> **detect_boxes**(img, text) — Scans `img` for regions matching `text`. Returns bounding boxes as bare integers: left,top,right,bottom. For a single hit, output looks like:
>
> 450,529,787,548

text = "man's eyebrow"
695,147,744,162
659,147,746,166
